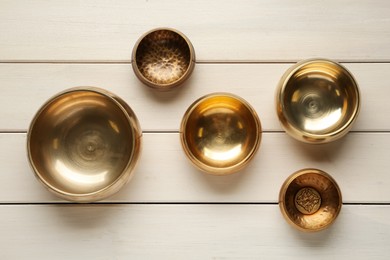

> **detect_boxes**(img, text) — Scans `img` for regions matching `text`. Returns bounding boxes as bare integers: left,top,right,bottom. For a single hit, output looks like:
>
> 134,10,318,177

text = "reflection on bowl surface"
132,28,195,90
279,168,342,232
276,59,360,143
27,88,141,202
180,93,261,175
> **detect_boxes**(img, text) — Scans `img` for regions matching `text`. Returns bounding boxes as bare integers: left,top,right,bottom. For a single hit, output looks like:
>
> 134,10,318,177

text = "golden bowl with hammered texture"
27,87,142,202
276,59,360,144
279,168,342,232
132,28,195,91
180,93,262,175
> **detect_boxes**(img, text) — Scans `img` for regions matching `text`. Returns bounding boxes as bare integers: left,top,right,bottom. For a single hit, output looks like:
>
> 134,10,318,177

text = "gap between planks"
1,60,390,64
0,202,389,206
1,130,390,134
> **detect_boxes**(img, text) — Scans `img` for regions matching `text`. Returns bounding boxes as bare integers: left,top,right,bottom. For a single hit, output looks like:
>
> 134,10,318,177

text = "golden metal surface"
132,28,195,91
27,87,142,202
180,93,262,175
276,59,360,144
279,168,342,232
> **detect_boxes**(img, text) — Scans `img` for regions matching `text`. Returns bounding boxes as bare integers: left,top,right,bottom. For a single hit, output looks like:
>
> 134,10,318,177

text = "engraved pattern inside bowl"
132,28,195,90
279,168,342,232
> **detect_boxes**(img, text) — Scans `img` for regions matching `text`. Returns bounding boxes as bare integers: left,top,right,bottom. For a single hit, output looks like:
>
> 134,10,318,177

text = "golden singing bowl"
132,28,195,91
276,59,360,143
180,93,262,175
27,87,142,202
279,168,342,232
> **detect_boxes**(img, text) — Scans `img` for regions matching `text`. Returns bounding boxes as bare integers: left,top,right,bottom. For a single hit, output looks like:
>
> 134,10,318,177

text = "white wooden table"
1,1,390,259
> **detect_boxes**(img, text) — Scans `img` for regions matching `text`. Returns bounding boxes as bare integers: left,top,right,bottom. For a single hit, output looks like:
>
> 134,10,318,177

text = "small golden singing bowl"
27,87,142,202
279,168,342,232
132,28,195,91
180,93,262,175
276,59,360,144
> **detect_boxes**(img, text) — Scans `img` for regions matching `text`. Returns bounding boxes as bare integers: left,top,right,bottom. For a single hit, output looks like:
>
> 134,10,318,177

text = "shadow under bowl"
27,87,142,202
132,28,195,91
279,168,342,232
276,59,360,144
180,93,262,175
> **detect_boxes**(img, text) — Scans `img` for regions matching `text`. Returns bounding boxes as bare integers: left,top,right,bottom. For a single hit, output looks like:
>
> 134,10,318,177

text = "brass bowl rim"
276,58,360,143
131,27,196,91
27,87,142,202
279,168,342,232
180,92,262,175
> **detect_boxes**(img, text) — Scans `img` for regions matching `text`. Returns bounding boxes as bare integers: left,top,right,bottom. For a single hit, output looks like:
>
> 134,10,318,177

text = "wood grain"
1,132,389,203
0,0,389,62
1,205,389,259
0,63,388,131
0,1,389,258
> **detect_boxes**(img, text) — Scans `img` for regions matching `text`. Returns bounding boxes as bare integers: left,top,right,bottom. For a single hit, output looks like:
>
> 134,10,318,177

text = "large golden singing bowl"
279,168,342,232
132,28,195,91
180,93,262,175
276,59,360,144
27,87,142,202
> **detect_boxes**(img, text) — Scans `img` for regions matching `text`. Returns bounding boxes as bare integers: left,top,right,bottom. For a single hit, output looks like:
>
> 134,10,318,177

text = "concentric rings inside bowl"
180,93,261,175
276,59,360,143
27,88,142,202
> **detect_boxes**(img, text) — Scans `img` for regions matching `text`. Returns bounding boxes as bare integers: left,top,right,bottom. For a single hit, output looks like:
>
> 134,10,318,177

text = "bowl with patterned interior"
279,168,342,232
132,28,195,91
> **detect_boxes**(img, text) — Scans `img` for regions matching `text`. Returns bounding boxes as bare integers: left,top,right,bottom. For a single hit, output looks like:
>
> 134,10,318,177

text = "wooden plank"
0,1,388,258
0,204,389,259
0,0,389,61
0,63,387,131
1,132,389,203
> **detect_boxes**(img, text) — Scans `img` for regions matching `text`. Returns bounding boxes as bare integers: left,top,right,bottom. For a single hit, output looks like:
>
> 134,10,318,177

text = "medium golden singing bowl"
132,28,195,91
279,168,342,232
276,59,360,144
180,93,262,175
27,87,142,202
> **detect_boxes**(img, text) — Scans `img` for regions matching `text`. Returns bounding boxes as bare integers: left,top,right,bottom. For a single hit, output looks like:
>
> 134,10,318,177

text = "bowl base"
294,187,321,214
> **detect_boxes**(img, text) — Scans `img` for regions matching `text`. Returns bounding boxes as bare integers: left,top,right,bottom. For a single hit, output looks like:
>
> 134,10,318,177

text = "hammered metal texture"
27,87,142,202
279,168,342,232
276,59,360,144
180,93,262,175
132,28,195,90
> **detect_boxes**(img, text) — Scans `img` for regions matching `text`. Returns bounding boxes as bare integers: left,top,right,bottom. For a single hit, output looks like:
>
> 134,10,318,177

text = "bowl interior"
182,95,260,171
281,170,341,231
281,61,359,136
29,90,135,195
135,29,192,87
